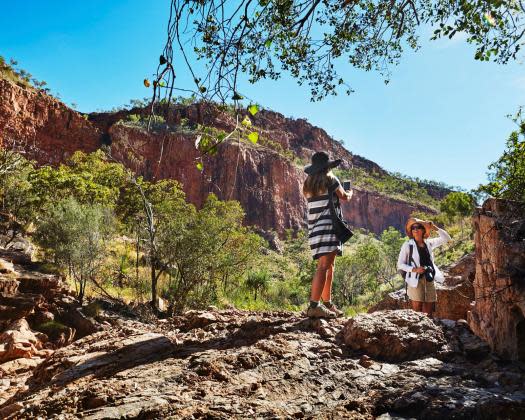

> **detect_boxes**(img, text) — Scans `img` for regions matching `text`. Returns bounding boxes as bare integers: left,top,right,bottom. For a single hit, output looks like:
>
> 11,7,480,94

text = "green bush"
245,270,270,300
0,149,37,238
440,192,475,220
35,320,70,340
477,108,525,202
127,114,141,123
34,197,116,303
158,194,265,312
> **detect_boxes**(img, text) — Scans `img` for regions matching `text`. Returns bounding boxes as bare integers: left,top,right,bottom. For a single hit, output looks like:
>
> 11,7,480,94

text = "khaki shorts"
407,275,437,303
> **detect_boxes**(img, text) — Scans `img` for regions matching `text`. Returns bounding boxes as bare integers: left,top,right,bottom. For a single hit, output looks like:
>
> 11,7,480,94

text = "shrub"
35,320,70,340
440,192,475,220
160,194,264,312
245,270,270,300
34,198,116,303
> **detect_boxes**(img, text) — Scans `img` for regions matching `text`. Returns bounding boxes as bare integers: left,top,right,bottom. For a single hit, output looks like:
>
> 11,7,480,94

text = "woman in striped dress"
303,151,353,318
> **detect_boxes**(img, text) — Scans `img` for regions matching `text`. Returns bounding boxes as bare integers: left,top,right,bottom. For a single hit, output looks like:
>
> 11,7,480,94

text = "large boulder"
433,253,475,320
368,289,407,312
342,309,448,362
0,319,49,362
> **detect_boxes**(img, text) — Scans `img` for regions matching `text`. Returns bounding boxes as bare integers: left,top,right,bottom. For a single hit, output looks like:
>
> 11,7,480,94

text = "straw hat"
304,151,342,175
405,218,431,239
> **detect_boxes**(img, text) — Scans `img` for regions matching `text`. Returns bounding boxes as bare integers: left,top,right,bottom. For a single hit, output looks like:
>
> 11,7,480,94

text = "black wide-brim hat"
304,151,342,175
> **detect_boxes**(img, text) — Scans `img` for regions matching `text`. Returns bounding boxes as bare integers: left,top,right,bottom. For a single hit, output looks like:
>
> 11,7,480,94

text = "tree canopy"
152,0,525,103
477,108,525,202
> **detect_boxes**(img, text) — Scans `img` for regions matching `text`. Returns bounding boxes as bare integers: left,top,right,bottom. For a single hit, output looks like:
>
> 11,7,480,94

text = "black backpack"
328,184,353,244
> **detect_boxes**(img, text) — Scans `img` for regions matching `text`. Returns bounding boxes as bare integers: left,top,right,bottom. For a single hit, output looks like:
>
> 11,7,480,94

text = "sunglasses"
411,225,424,231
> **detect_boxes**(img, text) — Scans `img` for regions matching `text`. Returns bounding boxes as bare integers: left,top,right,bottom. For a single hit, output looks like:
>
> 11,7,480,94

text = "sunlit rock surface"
469,198,525,361
2,309,524,419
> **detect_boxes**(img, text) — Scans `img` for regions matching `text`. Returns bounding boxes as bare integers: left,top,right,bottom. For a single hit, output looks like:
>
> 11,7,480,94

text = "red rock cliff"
0,79,436,235
108,123,434,234
0,79,101,163
468,198,525,361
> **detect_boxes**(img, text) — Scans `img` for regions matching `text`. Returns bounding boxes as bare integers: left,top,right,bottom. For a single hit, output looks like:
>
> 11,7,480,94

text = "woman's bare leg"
321,253,336,302
422,302,434,316
411,300,423,312
310,252,336,302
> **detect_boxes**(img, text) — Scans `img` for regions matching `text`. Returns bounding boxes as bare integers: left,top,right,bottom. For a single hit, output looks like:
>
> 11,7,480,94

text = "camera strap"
404,244,414,301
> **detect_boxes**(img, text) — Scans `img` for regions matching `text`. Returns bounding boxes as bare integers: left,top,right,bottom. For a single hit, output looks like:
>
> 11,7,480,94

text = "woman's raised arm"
335,186,353,201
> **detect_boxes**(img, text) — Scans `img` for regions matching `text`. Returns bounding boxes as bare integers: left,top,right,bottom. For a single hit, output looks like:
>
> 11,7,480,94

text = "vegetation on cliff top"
0,55,50,93
477,108,525,203
334,166,441,209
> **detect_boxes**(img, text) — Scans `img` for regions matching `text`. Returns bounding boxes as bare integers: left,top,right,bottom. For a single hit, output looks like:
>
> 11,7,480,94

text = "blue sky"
1,0,523,190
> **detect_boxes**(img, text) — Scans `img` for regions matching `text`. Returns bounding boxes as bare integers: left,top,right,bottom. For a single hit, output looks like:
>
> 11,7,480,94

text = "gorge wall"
0,79,101,164
468,198,525,361
0,78,436,235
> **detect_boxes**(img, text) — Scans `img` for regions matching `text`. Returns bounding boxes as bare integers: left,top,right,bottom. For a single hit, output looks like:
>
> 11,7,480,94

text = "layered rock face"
109,124,435,234
342,188,434,236
0,79,101,163
0,79,439,235
468,199,525,361
0,240,111,405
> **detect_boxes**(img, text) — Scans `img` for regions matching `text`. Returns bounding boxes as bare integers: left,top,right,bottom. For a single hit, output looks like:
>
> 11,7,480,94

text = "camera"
343,180,352,191
423,265,436,282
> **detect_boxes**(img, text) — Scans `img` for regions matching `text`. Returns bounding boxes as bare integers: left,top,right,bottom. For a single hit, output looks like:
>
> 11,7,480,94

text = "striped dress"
306,179,343,260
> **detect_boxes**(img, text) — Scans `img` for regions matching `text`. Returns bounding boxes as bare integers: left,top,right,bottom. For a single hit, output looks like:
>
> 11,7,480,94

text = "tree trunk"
151,259,157,309
136,222,140,283
78,276,85,304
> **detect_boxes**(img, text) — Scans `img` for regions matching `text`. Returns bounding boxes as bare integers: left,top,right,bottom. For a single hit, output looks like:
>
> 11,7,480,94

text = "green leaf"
248,104,259,116
241,116,252,127
264,39,272,48
196,162,204,171
248,131,259,144
159,80,166,87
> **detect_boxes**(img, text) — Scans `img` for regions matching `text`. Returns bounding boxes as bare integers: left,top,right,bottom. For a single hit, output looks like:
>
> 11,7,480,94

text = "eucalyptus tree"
151,0,524,104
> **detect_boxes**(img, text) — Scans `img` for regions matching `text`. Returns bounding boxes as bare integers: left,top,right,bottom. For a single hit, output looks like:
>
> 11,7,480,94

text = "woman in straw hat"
303,151,353,318
397,218,451,315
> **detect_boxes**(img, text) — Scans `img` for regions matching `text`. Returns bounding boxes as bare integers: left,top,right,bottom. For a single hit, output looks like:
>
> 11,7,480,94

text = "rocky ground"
2,307,524,419
1,228,524,419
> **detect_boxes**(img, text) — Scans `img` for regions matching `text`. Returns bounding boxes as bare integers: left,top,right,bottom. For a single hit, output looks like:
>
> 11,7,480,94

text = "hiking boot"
307,304,337,319
324,302,344,318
